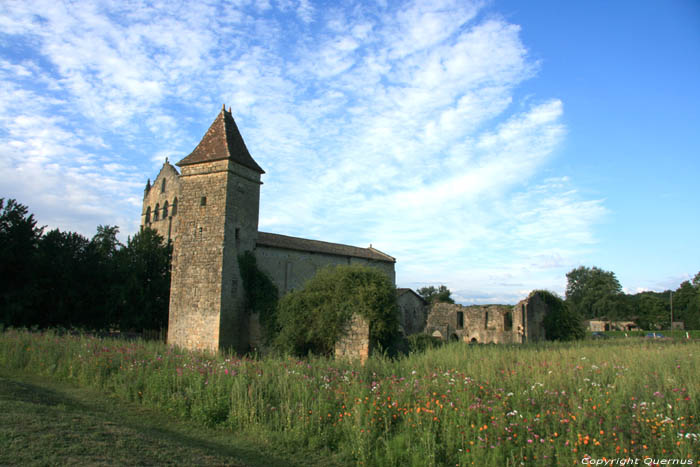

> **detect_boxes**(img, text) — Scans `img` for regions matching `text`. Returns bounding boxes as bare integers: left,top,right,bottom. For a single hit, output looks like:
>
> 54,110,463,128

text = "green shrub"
274,265,398,356
538,290,586,341
406,334,442,353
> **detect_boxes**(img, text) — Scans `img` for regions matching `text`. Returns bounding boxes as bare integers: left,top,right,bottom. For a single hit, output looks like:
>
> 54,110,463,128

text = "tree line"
565,265,699,330
0,199,171,332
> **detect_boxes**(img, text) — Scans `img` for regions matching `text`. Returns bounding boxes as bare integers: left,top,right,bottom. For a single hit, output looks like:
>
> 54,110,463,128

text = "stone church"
142,106,395,353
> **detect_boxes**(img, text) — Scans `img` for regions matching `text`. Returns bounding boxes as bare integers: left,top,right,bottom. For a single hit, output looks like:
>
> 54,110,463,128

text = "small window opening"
161,178,166,193
457,311,464,329
484,311,489,329
172,197,178,216
200,196,207,206
145,206,151,223
154,203,160,221
505,311,513,331
163,200,169,218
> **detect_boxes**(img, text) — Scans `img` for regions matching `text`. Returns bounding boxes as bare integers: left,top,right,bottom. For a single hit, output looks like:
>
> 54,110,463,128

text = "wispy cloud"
0,0,607,302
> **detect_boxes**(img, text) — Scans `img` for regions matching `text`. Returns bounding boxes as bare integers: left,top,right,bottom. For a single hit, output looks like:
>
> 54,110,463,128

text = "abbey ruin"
142,107,551,356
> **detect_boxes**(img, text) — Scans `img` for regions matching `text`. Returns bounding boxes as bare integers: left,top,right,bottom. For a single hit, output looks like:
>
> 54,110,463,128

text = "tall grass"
1,329,697,465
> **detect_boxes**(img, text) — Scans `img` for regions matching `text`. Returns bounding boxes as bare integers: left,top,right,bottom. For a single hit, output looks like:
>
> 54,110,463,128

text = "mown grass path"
0,370,330,466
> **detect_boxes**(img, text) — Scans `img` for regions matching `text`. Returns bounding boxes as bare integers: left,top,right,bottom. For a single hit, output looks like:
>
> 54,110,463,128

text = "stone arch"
163,200,169,218
450,333,459,341
172,197,178,216
145,206,151,223
431,330,443,340
470,337,478,344
154,203,160,221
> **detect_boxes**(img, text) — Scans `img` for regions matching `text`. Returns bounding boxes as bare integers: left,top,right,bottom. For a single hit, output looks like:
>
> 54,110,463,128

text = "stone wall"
334,314,370,364
515,292,548,342
426,302,521,344
255,245,396,294
397,289,427,335
167,159,261,353
142,161,181,242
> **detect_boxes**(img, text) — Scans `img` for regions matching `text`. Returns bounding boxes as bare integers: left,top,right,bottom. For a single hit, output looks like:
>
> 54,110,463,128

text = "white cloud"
0,0,608,303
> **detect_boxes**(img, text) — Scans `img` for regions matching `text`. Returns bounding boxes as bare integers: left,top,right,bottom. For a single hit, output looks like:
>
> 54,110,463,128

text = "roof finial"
222,103,226,111
228,106,231,113
165,156,169,164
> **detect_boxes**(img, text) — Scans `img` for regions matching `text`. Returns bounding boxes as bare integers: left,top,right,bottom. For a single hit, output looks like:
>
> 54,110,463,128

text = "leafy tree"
114,227,172,331
34,229,93,328
0,199,43,326
565,266,623,319
539,290,586,341
634,292,668,330
417,285,455,304
275,265,398,356
673,278,699,330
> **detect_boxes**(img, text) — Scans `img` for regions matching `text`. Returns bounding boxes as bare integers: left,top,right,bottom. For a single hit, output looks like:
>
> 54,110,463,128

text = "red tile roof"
177,106,264,173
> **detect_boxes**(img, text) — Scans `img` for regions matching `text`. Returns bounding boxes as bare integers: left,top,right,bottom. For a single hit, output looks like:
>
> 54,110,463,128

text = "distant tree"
634,292,668,330
673,279,699,330
417,285,455,304
275,265,398,356
692,272,700,290
565,266,623,319
539,290,586,341
0,199,43,326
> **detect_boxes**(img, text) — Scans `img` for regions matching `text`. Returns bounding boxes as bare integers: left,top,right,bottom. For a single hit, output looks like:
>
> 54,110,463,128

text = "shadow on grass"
0,373,312,467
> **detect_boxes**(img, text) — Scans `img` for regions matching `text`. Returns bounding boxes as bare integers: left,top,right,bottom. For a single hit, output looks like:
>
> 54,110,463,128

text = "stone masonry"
143,107,395,354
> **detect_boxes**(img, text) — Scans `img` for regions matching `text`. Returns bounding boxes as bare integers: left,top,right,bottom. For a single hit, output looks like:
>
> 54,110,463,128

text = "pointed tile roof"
177,106,265,173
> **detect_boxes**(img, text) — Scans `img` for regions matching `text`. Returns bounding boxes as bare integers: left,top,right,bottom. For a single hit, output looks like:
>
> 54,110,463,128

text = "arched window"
161,178,166,193
145,206,151,223
172,197,178,216
154,203,160,221
163,200,169,218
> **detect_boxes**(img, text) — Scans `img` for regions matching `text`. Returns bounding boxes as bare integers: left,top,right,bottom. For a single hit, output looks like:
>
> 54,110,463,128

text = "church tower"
167,106,264,353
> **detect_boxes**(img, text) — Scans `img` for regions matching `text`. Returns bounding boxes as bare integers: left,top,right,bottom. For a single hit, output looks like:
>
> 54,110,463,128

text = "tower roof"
177,106,265,173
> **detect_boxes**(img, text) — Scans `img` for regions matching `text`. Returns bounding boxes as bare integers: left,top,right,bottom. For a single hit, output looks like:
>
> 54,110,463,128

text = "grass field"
0,329,698,466
0,371,320,466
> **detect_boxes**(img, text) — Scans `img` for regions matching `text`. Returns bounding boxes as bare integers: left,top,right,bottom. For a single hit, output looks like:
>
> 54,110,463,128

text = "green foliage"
0,199,43,326
417,285,454,304
405,334,443,353
565,266,623,319
114,228,172,331
0,198,172,334
538,290,586,341
237,252,278,342
275,265,398,356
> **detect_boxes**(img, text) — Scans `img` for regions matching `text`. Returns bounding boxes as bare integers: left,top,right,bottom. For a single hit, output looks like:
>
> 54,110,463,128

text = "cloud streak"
0,0,606,303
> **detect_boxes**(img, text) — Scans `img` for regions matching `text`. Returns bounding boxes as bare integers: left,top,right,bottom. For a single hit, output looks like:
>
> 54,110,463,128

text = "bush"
274,265,398,356
538,290,586,341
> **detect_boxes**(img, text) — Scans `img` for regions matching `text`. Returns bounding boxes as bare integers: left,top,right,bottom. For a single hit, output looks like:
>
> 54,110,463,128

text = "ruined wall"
397,290,427,336
254,246,395,294
425,303,521,344
167,159,261,353
141,161,181,242
515,292,548,342
334,314,370,364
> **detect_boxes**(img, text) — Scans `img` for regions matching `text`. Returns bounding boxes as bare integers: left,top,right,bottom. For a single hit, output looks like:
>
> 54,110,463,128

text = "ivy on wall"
238,252,279,342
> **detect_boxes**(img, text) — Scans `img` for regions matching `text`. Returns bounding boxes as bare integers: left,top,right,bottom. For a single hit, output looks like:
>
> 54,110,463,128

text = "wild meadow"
0,329,697,466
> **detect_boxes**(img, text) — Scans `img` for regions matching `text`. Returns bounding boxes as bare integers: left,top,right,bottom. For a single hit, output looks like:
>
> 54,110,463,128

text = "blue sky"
1,0,698,304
